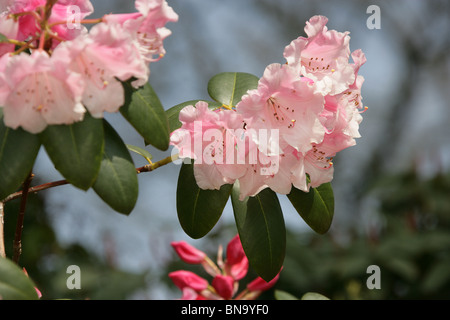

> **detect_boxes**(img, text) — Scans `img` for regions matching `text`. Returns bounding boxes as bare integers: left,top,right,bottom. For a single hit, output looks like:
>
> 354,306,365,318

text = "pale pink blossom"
235,146,297,199
0,54,11,105
48,0,94,42
170,101,248,190
237,63,325,155
8,0,94,43
1,50,85,133
52,22,148,117
0,0,15,13
104,0,178,84
0,13,18,57
283,15,355,95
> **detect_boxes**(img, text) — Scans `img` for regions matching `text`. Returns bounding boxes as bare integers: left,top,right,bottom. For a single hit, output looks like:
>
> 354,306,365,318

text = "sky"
27,0,449,299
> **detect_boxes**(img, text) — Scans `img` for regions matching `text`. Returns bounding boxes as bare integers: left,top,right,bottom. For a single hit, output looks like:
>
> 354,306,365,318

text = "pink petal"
169,270,209,292
212,275,235,300
171,241,207,264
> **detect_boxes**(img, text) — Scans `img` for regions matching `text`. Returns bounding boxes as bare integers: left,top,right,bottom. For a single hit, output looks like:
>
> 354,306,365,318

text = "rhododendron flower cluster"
169,235,281,300
170,15,366,199
0,0,178,133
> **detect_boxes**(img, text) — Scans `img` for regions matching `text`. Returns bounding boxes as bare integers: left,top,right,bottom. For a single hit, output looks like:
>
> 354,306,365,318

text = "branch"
136,154,179,173
3,154,180,204
0,202,5,258
12,173,33,264
4,179,69,203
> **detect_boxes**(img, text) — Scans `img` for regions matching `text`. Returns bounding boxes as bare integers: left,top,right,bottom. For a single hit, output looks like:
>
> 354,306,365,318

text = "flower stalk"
12,172,33,264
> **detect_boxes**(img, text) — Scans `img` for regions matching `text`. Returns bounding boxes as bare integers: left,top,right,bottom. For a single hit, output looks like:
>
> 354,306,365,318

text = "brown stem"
4,154,180,204
12,173,33,264
136,154,179,173
4,179,69,203
0,202,5,258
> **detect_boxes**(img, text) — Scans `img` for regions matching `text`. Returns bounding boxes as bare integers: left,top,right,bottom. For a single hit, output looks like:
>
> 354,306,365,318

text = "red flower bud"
169,270,209,292
226,235,248,280
247,273,280,292
212,275,235,300
171,241,207,264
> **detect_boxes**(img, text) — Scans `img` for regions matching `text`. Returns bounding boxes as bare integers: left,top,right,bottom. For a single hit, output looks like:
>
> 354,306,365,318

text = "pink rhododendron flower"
8,0,94,43
1,50,85,133
0,13,18,57
53,22,148,117
169,235,281,300
49,0,94,42
104,0,178,86
237,63,325,155
0,0,178,133
0,54,11,105
236,145,305,199
173,15,366,197
170,101,248,190
283,15,355,95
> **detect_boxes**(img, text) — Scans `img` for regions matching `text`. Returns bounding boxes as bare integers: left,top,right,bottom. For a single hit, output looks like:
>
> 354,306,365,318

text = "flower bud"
181,287,206,300
225,235,248,280
212,275,235,300
171,241,207,264
247,273,280,292
169,270,209,292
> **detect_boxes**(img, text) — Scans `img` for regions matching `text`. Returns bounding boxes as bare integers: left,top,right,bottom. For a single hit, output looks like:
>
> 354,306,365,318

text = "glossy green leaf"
120,81,169,151
0,112,41,200
176,162,232,239
166,100,222,133
287,183,334,234
274,290,299,300
93,121,138,215
301,292,330,300
231,182,286,282
207,72,259,107
39,114,104,191
126,144,153,164
0,257,39,300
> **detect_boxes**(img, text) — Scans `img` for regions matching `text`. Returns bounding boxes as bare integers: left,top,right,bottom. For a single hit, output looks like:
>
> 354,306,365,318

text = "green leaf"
93,121,139,215
422,259,450,294
0,115,41,200
166,100,222,133
39,114,104,191
207,72,259,107
287,183,334,234
176,162,232,239
301,292,330,300
126,144,153,164
231,182,286,282
0,257,39,300
274,290,299,300
120,81,169,151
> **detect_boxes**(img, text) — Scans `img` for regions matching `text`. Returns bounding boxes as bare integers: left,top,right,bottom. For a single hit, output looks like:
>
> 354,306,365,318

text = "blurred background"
3,0,450,299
